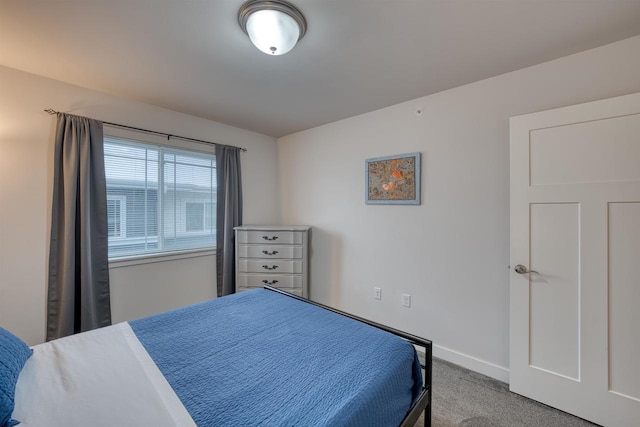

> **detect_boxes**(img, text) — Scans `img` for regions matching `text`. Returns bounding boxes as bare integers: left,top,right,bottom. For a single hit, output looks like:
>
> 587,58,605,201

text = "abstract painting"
365,152,421,205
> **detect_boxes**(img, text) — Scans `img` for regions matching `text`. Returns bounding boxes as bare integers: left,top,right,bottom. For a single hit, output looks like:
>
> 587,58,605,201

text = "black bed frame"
264,286,432,427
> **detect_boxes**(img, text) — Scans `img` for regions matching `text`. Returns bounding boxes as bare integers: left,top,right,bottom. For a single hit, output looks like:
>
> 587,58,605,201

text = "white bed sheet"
13,322,195,427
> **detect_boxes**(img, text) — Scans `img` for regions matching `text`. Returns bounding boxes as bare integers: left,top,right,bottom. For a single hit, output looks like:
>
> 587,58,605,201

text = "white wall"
277,35,640,381
0,66,280,345
3,35,640,381
109,254,216,323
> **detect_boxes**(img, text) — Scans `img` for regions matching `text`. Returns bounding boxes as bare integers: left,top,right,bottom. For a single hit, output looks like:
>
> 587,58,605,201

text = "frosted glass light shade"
246,9,299,55
238,0,306,56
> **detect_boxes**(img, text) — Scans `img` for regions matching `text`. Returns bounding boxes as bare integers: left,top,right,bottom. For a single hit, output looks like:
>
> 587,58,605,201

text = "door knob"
514,264,538,275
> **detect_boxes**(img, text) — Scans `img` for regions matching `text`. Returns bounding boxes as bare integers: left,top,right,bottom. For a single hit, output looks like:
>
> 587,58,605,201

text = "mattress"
14,289,422,426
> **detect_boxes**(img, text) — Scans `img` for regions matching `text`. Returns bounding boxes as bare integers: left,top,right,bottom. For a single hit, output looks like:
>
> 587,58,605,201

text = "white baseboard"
415,344,510,384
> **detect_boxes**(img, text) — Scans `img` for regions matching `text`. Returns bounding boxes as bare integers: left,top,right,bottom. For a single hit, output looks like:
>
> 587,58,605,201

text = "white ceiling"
2,0,640,137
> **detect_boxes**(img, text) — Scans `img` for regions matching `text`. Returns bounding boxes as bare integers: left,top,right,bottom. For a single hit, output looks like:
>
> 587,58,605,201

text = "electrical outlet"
402,293,411,308
373,287,382,300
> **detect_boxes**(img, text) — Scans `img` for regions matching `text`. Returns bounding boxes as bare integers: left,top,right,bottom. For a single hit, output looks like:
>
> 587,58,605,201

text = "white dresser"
234,225,310,298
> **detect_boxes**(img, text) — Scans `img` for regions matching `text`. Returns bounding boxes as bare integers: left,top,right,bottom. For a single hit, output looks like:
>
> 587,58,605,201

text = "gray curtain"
47,113,111,341
216,145,243,297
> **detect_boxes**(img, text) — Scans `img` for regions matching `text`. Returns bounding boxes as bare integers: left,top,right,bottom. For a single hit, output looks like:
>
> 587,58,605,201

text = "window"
104,136,216,259
185,202,205,232
185,202,214,232
107,195,127,238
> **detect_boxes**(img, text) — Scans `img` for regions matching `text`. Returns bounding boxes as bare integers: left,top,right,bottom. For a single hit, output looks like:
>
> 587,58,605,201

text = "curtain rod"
44,109,247,152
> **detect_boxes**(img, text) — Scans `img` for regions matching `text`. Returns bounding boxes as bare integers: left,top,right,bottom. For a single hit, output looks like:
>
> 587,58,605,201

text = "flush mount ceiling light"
238,0,307,56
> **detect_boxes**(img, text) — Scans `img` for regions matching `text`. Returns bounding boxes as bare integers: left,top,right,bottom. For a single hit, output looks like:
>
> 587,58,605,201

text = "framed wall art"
365,152,421,205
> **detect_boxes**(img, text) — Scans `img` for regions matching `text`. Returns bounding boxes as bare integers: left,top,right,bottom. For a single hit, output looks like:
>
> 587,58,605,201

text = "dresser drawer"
236,245,302,259
238,259,303,274
237,274,302,288
236,230,304,245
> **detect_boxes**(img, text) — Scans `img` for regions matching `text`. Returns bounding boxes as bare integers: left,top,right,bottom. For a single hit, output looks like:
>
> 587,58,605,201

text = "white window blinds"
104,136,216,259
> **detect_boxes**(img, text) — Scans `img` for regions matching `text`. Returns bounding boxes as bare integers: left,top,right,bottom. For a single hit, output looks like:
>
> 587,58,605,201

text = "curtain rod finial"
44,109,57,115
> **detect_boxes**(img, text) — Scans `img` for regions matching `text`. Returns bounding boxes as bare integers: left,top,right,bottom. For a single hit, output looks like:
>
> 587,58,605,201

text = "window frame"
103,127,217,266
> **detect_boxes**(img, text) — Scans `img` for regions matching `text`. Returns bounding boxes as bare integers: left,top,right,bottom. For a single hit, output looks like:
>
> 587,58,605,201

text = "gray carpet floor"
413,358,599,427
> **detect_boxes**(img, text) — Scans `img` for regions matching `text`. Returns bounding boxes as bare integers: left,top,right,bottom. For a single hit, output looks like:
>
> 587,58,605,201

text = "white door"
510,92,640,427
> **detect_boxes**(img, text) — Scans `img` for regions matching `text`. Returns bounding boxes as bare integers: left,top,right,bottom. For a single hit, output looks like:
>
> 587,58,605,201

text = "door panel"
529,203,580,380
529,113,640,186
608,202,640,401
510,92,640,426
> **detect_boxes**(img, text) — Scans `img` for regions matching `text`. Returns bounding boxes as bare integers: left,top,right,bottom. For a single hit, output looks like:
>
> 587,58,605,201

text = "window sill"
109,248,216,269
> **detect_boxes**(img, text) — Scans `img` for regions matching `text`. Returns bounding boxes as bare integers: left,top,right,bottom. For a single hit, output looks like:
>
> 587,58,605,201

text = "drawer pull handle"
262,250,279,255
262,235,279,241
262,280,279,285
262,265,279,270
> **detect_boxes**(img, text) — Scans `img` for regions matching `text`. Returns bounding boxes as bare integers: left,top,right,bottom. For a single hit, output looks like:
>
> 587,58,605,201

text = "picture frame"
365,152,421,205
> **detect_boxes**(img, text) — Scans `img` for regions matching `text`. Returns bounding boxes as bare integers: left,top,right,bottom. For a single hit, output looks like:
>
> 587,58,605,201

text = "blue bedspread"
129,289,422,427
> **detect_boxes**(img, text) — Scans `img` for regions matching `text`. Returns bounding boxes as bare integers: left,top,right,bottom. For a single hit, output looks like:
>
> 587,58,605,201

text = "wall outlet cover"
402,293,411,307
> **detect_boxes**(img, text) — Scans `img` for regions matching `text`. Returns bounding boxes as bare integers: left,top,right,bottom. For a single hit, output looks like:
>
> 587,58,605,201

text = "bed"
3,287,432,427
